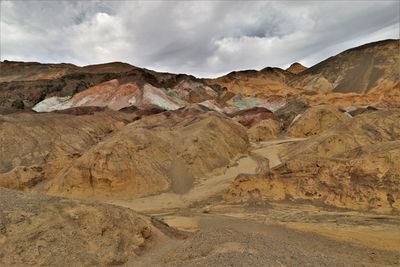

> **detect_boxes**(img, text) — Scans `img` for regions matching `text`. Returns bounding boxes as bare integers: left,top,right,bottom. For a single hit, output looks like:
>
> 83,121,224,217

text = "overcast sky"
1,1,399,77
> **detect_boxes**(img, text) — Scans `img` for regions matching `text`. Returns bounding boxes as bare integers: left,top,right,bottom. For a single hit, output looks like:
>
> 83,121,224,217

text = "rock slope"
287,109,400,157
206,67,303,98
289,39,400,93
0,188,172,266
286,105,350,137
0,109,138,190
226,110,400,213
286,62,308,74
45,107,249,198
0,105,249,199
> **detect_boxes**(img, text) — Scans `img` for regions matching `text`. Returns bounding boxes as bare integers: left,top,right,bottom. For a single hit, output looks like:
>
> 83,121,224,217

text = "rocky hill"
0,187,182,266
205,67,304,98
0,61,202,114
226,109,400,213
286,62,308,74
0,105,249,199
1,39,399,115
289,39,400,93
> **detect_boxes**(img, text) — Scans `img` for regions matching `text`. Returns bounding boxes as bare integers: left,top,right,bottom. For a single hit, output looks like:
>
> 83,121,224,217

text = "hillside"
205,67,304,98
1,39,399,115
286,62,308,74
0,61,200,114
289,39,400,93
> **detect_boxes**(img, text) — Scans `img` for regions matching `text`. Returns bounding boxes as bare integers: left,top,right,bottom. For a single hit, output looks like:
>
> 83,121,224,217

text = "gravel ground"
131,214,400,267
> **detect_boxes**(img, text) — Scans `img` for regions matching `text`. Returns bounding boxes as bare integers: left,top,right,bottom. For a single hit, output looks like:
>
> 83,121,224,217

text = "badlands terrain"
0,39,400,266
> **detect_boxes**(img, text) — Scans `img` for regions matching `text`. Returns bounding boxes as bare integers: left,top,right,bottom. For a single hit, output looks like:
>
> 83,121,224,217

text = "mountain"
0,60,201,114
205,67,304,98
205,39,399,102
1,39,399,115
0,61,137,114
0,61,137,83
289,39,400,93
286,62,307,74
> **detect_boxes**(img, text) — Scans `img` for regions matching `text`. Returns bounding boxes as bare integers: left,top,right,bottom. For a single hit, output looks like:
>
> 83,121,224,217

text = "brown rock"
226,110,400,213
205,67,303,98
286,105,350,137
272,140,400,212
0,110,138,187
248,119,281,141
226,141,400,213
286,62,308,74
45,108,249,199
230,107,279,128
274,100,309,127
0,188,169,266
289,39,400,94
288,109,400,157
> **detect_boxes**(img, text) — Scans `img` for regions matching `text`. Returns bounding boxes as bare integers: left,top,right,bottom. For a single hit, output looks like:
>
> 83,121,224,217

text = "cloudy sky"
1,1,399,77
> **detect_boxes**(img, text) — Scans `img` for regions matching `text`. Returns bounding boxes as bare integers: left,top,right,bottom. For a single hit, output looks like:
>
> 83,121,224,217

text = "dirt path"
209,201,400,254
130,214,400,267
251,138,306,167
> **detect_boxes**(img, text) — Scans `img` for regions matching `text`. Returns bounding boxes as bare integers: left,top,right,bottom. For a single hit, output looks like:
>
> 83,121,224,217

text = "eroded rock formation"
0,188,173,266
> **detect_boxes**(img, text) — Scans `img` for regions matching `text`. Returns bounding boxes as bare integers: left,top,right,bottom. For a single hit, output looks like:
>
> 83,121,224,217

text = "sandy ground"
251,138,306,167
108,138,302,213
129,214,399,267
111,138,400,266
107,154,259,213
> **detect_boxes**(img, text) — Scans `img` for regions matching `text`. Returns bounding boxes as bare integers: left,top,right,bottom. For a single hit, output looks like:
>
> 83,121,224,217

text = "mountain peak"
286,62,308,74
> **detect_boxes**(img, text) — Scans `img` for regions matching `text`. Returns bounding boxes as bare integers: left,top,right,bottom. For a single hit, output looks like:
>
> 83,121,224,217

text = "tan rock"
271,141,400,213
290,40,400,94
205,67,304,98
0,166,45,191
45,109,249,199
287,109,400,157
286,62,308,74
286,105,350,137
0,188,175,266
248,119,281,141
226,110,400,213
0,110,138,180
224,174,285,203
226,141,400,213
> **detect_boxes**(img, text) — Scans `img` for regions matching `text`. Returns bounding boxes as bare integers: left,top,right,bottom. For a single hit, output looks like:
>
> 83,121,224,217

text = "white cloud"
1,0,399,77
68,12,132,64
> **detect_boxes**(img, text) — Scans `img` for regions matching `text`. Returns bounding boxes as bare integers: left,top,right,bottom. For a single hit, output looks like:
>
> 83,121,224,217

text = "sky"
1,1,399,77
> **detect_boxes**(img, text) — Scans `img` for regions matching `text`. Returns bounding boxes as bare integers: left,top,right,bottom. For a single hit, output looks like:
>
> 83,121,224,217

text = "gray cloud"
1,1,399,77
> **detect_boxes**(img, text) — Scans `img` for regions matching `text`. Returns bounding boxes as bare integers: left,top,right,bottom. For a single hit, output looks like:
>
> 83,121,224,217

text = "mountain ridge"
1,39,399,114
